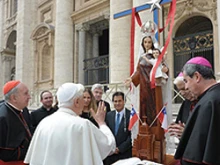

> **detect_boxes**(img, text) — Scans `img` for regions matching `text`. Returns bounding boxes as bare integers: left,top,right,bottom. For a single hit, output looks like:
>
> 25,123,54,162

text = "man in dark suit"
92,84,111,113
104,91,132,165
31,90,57,131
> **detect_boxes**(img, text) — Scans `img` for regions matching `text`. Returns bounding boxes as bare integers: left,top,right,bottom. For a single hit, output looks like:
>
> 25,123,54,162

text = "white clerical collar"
7,102,23,112
58,107,77,116
44,106,52,111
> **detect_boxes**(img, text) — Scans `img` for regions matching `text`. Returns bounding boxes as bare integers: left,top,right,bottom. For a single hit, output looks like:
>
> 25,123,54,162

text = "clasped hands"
167,121,185,138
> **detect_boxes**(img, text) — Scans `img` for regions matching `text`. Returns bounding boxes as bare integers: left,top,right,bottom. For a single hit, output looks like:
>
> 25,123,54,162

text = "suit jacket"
104,108,132,165
97,100,111,113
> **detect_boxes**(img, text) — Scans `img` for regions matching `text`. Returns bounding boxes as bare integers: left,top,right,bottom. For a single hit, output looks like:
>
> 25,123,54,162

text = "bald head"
174,74,196,101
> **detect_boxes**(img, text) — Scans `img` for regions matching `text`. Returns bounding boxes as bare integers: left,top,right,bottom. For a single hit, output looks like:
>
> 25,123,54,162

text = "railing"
173,30,214,76
28,82,184,115
84,55,109,85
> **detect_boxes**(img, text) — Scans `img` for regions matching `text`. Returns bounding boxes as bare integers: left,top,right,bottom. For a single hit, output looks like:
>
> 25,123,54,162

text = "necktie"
115,113,120,135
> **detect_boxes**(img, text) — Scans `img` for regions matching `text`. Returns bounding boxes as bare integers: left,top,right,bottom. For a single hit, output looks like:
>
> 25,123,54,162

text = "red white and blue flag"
158,105,168,131
128,106,138,131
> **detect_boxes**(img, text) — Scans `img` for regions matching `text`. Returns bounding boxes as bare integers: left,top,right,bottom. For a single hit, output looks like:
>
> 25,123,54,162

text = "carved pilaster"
184,0,193,15
1,54,14,62
194,0,217,20
104,13,110,20
1,52,15,83
90,27,102,35
75,23,90,32
164,0,217,21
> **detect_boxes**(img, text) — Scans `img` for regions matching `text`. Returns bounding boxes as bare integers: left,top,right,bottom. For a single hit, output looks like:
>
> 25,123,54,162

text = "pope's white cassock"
24,107,116,165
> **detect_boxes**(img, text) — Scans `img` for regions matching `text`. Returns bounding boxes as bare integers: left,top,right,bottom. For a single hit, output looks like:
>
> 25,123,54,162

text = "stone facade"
0,0,219,108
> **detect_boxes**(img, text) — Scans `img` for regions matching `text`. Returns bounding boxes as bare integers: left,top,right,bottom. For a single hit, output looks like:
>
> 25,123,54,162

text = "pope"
24,83,116,165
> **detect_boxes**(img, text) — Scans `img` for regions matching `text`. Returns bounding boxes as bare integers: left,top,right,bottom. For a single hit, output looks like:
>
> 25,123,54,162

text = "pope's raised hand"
90,101,106,126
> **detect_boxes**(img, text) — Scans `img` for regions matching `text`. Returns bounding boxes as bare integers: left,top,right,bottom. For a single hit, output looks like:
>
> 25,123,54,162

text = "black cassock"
30,106,57,132
175,83,220,165
175,99,197,124
0,102,32,161
175,99,192,124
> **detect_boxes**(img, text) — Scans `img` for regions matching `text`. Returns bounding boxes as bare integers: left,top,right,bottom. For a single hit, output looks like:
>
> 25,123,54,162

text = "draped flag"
129,83,140,145
128,106,138,131
158,104,168,131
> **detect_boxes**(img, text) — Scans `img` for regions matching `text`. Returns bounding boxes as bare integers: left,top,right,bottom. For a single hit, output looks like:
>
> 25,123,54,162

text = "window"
7,0,17,17
41,44,51,80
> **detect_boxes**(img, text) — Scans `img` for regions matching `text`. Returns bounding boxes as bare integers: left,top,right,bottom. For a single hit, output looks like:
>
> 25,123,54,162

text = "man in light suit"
104,91,132,165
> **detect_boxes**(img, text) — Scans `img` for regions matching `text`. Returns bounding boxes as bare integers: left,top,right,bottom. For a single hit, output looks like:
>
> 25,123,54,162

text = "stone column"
76,24,90,84
16,1,36,87
0,0,4,51
0,0,4,93
85,33,92,59
54,0,73,88
78,28,86,84
110,0,132,83
92,32,99,57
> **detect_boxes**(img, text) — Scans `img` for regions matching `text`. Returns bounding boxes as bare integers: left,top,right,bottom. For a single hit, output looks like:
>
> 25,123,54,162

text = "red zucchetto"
3,80,21,95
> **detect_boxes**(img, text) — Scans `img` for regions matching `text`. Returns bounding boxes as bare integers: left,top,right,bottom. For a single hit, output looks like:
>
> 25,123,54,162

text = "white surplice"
24,107,116,165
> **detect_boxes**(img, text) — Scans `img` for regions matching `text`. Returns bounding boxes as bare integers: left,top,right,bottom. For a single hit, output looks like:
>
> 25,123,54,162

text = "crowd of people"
0,35,220,165
0,82,133,165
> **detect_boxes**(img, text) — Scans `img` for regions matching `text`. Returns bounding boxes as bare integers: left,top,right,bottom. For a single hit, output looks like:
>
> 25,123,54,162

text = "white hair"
173,76,184,85
91,83,103,92
4,84,21,101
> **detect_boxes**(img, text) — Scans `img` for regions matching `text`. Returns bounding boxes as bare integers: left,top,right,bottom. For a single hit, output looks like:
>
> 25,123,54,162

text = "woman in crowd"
80,88,98,127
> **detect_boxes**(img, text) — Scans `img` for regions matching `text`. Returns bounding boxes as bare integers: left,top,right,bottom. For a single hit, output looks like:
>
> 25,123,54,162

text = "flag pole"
149,103,167,128
136,110,143,125
131,103,144,125
124,82,143,125
123,85,127,132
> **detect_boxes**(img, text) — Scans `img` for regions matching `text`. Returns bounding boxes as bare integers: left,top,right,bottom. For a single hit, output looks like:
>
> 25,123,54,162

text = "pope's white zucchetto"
56,83,84,103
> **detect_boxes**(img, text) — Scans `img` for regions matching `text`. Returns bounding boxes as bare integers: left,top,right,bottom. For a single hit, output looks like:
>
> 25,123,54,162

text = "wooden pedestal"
132,86,177,165
132,123,166,163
